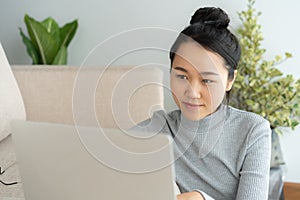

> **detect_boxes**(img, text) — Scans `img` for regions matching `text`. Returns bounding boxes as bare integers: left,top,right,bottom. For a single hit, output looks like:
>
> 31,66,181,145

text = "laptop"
11,120,178,200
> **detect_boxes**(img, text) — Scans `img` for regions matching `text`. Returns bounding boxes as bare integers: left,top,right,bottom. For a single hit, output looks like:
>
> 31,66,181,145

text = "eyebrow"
173,66,219,76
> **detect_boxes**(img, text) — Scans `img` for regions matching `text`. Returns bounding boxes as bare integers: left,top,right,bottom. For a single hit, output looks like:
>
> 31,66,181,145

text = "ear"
226,70,237,91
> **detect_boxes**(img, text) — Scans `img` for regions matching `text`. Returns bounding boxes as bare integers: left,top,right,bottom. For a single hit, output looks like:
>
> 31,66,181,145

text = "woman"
134,7,271,200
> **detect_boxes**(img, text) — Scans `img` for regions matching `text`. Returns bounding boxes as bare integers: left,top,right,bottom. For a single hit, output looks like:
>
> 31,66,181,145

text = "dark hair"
169,7,241,101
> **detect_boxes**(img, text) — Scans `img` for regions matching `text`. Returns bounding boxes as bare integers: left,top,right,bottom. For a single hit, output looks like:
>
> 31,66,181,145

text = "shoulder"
227,106,270,127
226,106,271,142
149,109,181,121
131,109,181,133
134,109,182,126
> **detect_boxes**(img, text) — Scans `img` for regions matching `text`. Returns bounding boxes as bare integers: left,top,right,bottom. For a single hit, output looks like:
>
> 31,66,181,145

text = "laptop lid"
11,120,176,200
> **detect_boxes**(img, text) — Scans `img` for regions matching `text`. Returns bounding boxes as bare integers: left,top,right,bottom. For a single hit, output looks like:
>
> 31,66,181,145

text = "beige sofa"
0,65,164,199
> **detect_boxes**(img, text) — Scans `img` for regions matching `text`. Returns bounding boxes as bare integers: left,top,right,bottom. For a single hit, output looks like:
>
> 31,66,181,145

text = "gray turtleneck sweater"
133,105,271,199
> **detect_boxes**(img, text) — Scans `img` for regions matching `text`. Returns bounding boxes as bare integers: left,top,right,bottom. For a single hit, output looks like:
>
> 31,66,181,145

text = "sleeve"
128,110,169,134
236,119,272,200
194,189,215,200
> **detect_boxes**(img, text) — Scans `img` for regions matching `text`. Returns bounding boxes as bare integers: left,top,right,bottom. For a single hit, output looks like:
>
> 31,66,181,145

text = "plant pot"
270,129,285,168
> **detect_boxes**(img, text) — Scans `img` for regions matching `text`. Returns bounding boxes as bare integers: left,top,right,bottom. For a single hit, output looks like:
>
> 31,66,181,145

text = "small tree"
231,0,300,134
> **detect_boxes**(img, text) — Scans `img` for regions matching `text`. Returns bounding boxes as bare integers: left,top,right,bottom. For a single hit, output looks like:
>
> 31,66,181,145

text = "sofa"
0,65,164,199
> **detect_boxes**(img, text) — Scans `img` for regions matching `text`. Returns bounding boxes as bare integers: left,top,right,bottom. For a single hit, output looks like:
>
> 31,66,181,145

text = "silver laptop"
11,120,177,200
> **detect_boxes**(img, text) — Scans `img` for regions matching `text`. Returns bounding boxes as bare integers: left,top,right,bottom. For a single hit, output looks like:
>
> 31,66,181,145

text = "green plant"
19,14,78,65
231,0,300,134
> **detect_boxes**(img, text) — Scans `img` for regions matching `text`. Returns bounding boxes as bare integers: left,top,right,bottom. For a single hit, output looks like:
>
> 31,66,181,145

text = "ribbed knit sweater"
133,105,271,199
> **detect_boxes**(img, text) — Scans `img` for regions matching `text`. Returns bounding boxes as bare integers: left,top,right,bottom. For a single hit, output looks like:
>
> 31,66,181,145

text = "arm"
177,190,215,200
236,120,272,199
177,191,204,200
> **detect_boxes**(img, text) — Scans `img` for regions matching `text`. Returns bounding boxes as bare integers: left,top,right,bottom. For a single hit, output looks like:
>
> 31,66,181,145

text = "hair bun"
190,7,230,29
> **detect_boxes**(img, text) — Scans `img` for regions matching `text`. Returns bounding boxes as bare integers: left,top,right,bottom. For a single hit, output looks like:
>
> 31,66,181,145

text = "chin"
179,105,207,120
182,112,205,121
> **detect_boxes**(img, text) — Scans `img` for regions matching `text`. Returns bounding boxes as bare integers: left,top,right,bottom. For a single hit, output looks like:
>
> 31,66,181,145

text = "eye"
202,79,214,84
176,74,188,80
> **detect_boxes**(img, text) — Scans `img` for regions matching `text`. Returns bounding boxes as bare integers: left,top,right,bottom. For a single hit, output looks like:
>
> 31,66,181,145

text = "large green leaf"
52,46,67,65
19,27,40,64
24,14,60,64
60,19,78,48
41,17,61,46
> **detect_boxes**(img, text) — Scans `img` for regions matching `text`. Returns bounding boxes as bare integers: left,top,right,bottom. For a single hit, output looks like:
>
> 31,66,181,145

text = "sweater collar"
176,104,228,158
179,104,228,131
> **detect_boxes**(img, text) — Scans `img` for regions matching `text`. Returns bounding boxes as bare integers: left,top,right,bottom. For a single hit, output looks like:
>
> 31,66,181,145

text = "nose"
186,81,201,99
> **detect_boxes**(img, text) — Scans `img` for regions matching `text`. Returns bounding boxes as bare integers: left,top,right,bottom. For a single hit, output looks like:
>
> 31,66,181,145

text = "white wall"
1,0,300,182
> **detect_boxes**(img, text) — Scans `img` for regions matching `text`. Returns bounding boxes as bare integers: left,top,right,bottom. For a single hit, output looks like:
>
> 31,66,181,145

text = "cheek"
207,83,227,105
170,77,186,106
170,78,181,98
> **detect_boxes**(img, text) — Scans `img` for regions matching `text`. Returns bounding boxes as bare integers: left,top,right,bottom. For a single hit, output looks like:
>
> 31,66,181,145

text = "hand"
177,191,204,200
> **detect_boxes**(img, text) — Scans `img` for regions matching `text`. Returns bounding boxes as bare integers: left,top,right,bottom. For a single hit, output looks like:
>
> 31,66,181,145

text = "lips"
182,101,204,110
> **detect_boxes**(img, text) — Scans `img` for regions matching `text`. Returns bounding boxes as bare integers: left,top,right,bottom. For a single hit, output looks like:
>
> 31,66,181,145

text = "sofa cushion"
0,44,26,142
12,65,164,130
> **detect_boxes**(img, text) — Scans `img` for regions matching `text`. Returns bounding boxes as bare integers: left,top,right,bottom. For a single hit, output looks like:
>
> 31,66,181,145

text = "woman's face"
170,42,236,121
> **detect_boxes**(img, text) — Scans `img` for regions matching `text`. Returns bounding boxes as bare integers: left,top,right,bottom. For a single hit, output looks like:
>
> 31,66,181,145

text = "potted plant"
19,14,78,65
230,0,300,168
